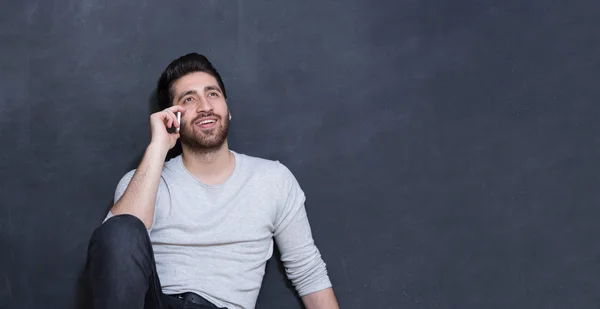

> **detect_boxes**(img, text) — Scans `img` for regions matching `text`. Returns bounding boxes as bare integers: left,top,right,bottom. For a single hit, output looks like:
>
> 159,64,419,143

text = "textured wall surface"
1,0,600,308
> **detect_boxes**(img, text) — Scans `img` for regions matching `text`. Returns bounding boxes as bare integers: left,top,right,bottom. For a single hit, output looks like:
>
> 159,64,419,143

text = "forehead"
171,72,219,94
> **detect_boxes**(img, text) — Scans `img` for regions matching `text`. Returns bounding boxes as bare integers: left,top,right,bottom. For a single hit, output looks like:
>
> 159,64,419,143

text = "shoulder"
163,154,183,174
234,150,296,180
234,151,303,199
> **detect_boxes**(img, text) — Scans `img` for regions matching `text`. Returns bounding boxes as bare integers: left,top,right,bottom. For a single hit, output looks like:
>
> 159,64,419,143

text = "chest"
152,181,280,244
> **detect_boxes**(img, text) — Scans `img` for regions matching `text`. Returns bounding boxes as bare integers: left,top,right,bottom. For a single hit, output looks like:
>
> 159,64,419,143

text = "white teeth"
199,120,216,125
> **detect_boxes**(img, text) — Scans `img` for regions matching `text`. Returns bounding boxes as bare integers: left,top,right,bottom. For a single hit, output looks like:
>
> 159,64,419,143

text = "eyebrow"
176,85,222,102
205,85,222,94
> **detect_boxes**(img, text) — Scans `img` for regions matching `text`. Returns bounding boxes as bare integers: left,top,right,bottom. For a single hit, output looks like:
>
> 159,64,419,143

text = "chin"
181,128,228,151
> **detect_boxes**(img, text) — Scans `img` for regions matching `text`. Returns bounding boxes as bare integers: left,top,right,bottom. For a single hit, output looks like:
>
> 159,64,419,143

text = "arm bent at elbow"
302,287,340,309
273,163,340,308
110,143,168,229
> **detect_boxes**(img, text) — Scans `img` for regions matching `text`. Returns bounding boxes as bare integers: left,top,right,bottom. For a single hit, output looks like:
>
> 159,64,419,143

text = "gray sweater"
103,150,331,309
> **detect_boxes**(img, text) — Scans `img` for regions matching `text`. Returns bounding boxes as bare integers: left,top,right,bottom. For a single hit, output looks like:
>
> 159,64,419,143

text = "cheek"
182,107,196,121
215,100,228,114
181,114,193,127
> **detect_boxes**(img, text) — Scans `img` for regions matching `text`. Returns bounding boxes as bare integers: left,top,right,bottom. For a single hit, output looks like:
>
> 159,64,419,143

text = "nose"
195,97,213,113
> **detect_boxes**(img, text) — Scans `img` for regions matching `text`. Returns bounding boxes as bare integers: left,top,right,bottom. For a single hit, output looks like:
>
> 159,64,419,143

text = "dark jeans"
85,214,223,309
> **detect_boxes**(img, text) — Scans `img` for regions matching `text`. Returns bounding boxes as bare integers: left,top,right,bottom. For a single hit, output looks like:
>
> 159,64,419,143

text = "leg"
85,214,165,309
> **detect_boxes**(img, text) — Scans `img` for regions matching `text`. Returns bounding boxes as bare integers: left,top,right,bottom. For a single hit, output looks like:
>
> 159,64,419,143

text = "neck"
180,141,234,185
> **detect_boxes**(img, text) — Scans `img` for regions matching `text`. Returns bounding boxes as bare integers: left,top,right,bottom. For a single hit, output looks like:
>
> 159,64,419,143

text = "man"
85,53,340,309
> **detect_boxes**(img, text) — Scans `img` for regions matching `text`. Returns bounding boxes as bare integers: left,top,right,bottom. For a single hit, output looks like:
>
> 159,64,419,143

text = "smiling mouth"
195,119,217,129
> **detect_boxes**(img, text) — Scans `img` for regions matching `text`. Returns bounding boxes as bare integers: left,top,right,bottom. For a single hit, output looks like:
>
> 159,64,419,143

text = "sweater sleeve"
273,163,332,297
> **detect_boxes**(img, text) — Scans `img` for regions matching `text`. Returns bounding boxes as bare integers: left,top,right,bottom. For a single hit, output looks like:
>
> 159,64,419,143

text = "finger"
157,109,177,128
153,110,173,121
163,109,177,119
168,131,180,142
166,105,186,114
163,109,179,125
169,112,179,129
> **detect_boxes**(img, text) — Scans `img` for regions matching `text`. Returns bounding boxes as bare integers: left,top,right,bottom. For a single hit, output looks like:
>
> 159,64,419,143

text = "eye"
183,97,194,103
208,92,219,97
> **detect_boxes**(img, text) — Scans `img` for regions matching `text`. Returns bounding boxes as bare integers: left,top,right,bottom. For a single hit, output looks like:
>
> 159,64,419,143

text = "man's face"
171,72,229,151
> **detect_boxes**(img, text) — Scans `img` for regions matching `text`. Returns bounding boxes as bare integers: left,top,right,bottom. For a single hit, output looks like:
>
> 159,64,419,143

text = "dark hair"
156,53,227,110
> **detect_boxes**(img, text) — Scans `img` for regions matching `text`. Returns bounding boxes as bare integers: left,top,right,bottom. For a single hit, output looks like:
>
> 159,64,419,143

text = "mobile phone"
167,112,181,134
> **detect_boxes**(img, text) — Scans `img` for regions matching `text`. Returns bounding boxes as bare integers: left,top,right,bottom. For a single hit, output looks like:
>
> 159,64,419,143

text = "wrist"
147,142,169,157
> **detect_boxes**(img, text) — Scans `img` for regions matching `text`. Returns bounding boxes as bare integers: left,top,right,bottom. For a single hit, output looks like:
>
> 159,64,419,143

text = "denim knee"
89,214,149,253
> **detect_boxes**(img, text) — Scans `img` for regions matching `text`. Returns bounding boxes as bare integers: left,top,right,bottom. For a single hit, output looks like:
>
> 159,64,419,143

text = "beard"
179,112,229,153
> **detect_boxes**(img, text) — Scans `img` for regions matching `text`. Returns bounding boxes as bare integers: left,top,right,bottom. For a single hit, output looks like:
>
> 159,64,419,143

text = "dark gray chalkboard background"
1,0,599,308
